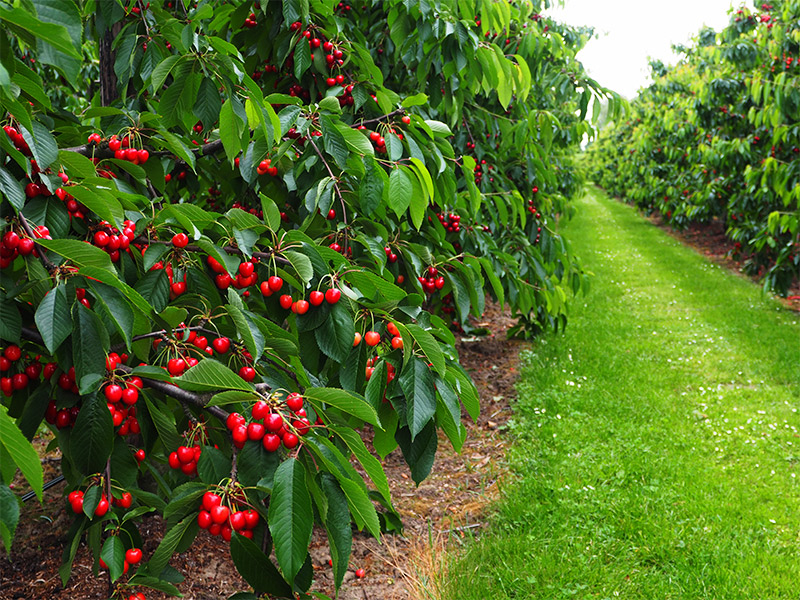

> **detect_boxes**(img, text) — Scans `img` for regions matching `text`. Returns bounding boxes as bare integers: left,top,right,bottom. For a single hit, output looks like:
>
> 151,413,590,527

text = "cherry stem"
306,136,349,254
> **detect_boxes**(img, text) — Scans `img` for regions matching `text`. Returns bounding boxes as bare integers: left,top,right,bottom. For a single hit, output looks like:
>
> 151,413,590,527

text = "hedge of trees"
589,1,800,295
0,1,619,598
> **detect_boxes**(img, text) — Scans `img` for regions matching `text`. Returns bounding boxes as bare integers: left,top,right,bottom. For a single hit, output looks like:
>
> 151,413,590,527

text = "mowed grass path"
444,188,800,599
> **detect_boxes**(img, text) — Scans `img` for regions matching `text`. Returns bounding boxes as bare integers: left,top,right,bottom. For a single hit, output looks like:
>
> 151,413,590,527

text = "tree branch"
354,108,406,128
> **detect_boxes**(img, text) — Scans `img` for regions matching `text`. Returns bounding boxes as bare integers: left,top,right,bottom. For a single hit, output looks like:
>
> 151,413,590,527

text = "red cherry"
264,412,283,432
353,332,362,347
267,275,283,292
238,261,254,277
324,288,341,304
243,509,260,529
104,384,123,402
262,433,281,452
172,232,189,247
229,510,247,531
197,510,212,529
167,358,186,376
252,400,270,420
215,273,232,289
135,449,146,462
364,331,381,346
309,290,324,306
327,209,336,220
286,393,303,412
226,412,245,430
125,548,143,565
121,387,139,405
202,492,222,512
259,281,273,297
94,497,110,516
212,337,231,354
355,568,366,578
279,294,293,309
282,432,299,449
391,336,403,349
4,345,21,362
239,366,256,382
232,424,248,445
210,505,230,525
293,299,309,315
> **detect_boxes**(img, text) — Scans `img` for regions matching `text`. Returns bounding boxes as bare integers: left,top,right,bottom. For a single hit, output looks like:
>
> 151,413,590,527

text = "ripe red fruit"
282,432,299,449
309,290,324,306
259,281,273,297
244,509,259,529
232,424,248,445
210,505,230,525
104,384,123,402
117,491,133,508
167,358,186,376
353,332,362,347
207,255,226,273
293,299,309,314
262,433,281,452
177,445,195,464
215,273,232,289
202,492,222,512
125,548,143,565
252,400,270,420
229,511,247,531
226,412,245,430
364,331,381,346
172,232,189,248
355,568,366,578
121,387,139,405
212,337,231,354
2,231,20,249
95,497,110,516
387,322,400,336
239,366,256,382
401,115,411,125
324,288,341,304
391,336,403,349
326,209,336,220
137,149,149,163
265,412,283,432
4,345,21,362
239,261,254,277
247,422,266,441
197,510,212,529
286,393,303,412
279,294,293,309
267,275,283,292
135,449,146,462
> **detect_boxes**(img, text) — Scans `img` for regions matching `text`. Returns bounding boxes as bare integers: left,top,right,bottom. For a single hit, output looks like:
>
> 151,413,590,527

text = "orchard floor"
440,187,800,599
3,187,799,600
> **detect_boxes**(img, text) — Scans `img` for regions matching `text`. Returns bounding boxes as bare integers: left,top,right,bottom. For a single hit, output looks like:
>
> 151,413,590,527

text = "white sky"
546,0,739,98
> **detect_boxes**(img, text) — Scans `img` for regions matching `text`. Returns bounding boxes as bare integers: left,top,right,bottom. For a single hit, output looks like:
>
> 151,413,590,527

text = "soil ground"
2,200,796,600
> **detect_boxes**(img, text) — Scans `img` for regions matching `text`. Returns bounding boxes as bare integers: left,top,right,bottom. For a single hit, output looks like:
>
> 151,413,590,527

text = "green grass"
442,188,800,599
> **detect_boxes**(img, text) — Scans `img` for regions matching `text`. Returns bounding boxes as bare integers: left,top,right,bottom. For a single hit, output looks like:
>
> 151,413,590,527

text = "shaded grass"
442,188,800,599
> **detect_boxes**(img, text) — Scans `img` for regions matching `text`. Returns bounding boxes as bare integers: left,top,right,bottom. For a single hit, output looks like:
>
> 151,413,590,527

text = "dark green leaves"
173,359,255,393
268,458,312,582
70,391,114,475
0,406,43,502
399,357,437,440
230,533,294,597
314,301,355,363
71,302,109,394
34,285,70,354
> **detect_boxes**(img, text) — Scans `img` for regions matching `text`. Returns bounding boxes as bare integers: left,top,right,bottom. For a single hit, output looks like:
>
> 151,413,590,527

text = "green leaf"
319,114,349,169
397,422,438,485
0,484,20,553
388,167,412,217
294,36,311,79
87,280,135,351
0,166,25,212
20,121,58,170
33,285,71,354
150,54,183,91
269,458,312,582
173,359,255,393
337,476,381,538
0,299,20,345
314,301,355,363
147,516,197,578
336,122,374,157
219,98,243,162
0,406,43,502
100,535,125,582
71,302,109,394
283,250,313,283
303,388,380,427
230,533,294,597
69,391,114,475
0,5,80,59
227,301,265,362
66,183,124,232
401,93,428,107
192,77,221,128
319,474,351,591
156,130,196,173
57,151,96,179
330,426,391,504
399,357,437,440
36,238,114,272
141,392,182,452
404,324,445,375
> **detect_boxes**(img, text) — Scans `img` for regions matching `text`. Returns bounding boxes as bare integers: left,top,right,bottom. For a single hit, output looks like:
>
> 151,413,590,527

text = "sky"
545,0,740,99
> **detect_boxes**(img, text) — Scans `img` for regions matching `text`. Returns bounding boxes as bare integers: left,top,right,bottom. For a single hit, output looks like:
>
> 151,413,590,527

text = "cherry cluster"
365,357,396,383
67,489,110,517
207,256,260,295
437,212,461,233
91,220,137,263
384,245,399,264
256,158,278,176
418,266,446,294
168,444,202,477
0,230,35,269
197,489,260,542
103,372,142,437
440,293,456,316
3,123,32,155
0,345,48,397
226,392,312,452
